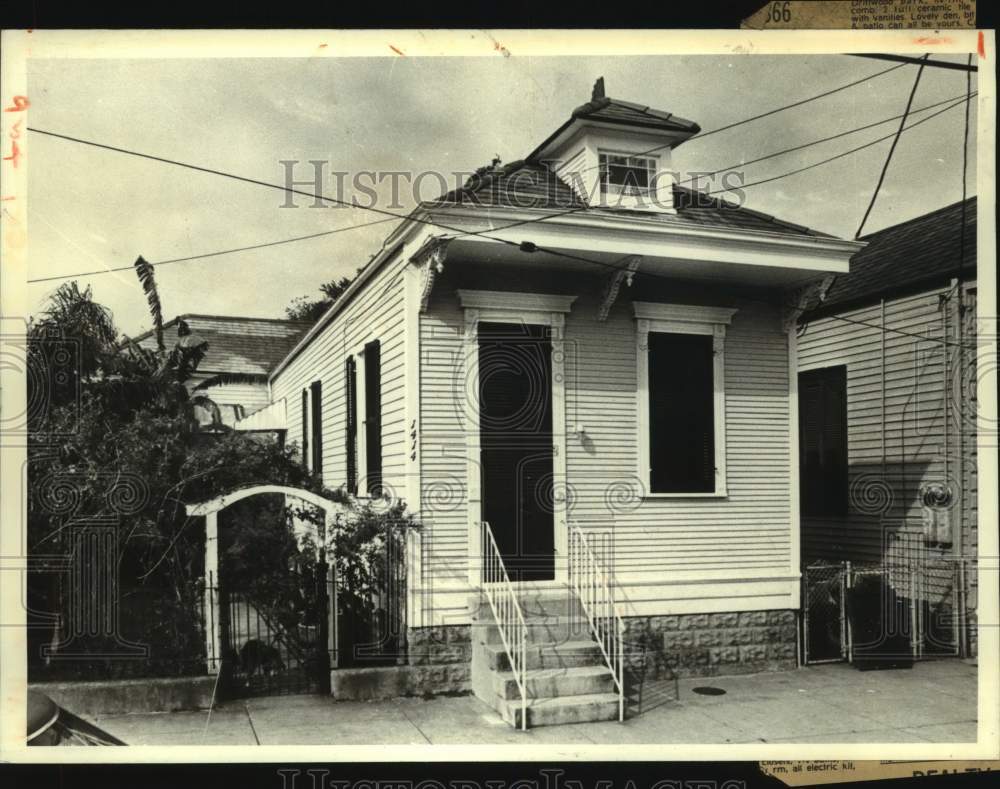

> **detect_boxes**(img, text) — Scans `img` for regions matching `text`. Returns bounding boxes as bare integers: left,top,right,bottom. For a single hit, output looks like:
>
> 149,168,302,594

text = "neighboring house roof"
802,197,977,317
134,314,311,376
437,161,833,239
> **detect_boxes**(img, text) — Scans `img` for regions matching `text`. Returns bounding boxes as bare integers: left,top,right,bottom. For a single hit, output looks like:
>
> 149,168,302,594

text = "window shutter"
364,340,382,497
799,366,848,516
345,356,357,495
300,389,309,470
310,380,323,477
648,332,715,493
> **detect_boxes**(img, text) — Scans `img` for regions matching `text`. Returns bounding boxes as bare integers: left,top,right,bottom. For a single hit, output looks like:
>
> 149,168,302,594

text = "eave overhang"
420,204,863,287
268,203,863,383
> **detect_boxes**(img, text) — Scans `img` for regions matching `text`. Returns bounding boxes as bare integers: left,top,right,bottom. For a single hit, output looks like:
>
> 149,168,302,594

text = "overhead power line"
678,90,976,188
24,60,926,288
848,53,979,73
705,95,970,197
28,100,976,350
33,91,975,288
854,55,929,238
572,60,911,178
27,216,402,285
959,54,973,278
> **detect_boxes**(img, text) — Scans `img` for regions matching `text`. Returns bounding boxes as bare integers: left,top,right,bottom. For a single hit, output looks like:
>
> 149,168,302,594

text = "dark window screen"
799,366,848,516
364,340,382,496
300,389,309,469
648,332,716,493
345,356,357,495
309,380,323,476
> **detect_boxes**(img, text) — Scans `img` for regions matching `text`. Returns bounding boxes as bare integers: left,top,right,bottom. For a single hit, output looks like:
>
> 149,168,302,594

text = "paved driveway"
92,659,977,746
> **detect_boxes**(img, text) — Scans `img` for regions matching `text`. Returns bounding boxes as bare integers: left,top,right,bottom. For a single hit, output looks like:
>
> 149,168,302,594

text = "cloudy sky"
27,54,977,335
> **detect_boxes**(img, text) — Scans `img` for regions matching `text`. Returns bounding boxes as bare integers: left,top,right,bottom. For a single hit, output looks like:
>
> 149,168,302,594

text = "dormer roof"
528,77,701,163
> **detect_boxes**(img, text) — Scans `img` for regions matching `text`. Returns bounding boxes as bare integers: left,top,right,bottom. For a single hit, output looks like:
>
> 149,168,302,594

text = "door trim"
458,290,576,586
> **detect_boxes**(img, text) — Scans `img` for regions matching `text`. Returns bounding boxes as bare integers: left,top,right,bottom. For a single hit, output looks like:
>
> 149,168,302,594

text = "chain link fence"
801,556,970,667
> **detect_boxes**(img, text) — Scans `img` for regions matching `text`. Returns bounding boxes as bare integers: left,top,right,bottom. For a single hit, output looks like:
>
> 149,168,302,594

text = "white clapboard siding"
797,283,977,567
419,280,795,622
270,254,409,499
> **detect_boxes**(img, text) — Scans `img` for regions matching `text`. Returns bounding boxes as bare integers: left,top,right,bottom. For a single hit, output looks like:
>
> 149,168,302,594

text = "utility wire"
35,92,968,287
28,115,975,350
29,98,962,287
571,60,910,178
959,53,973,276
27,216,401,284
854,55,929,238
23,61,923,288
677,91,976,188
705,95,969,197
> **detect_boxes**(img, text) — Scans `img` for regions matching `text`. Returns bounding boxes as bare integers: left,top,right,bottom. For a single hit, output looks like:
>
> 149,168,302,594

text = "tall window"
634,302,735,497
345,356,358,495
799,366,848,516
300,389,309,470
309,380,323,476
648,332,715,492
363,340,382,497
599,152,656,197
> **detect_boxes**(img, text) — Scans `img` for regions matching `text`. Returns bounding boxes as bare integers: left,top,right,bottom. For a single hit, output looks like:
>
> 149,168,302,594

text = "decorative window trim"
633,301,737,498
457,289,577,316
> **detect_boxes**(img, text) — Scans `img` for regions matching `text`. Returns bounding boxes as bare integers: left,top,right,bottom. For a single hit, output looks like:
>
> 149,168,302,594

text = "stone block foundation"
332,625,472,701
623,610,799,680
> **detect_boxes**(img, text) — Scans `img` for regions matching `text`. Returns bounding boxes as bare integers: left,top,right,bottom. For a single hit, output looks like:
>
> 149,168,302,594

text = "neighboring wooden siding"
270,254,409,499
796,283,977,566
194,381,270,413
419,271,795,622
187,374,269,426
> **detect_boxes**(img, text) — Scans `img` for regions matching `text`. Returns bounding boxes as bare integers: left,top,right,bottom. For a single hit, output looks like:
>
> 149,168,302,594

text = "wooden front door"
478,322,555,582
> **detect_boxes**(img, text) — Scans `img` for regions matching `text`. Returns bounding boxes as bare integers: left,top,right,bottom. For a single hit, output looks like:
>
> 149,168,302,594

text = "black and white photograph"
0,29,995,760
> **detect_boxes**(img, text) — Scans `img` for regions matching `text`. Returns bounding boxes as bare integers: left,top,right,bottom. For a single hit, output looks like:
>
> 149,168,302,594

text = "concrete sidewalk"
92,659,977,746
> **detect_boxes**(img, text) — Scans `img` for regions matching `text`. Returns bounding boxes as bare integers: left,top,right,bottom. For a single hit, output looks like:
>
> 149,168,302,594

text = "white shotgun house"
242,79,863,726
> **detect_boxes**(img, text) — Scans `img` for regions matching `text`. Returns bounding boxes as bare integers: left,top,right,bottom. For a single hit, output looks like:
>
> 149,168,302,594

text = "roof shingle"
804,197,977,315
135,314,311,375
435,162,833,238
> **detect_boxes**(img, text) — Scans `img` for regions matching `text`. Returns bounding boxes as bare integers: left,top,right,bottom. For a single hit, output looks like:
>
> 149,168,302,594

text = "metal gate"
217,562,335,698
802,563,847,664
801,556,964,666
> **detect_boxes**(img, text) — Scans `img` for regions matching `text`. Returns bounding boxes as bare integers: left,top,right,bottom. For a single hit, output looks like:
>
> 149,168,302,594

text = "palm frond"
173,344,207,383
192,372,267,391
133,256,164,351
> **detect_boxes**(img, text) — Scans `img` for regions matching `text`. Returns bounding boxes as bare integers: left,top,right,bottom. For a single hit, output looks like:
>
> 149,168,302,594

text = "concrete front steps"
470,587,623,729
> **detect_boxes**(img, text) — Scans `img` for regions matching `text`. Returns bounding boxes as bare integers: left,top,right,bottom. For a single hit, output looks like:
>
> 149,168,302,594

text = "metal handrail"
481,521,529,731
569,522,625,722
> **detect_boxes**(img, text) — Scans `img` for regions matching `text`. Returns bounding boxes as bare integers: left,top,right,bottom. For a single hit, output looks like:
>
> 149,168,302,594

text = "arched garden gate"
186,485,341,698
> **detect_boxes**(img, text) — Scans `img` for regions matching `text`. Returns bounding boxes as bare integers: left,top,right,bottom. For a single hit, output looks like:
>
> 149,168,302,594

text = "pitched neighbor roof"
437,77,833,240
135,315,311,376
804,197,977,316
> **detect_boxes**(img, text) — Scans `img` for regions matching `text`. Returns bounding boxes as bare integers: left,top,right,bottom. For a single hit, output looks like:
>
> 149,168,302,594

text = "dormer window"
599,152,657,199
531,78,700,215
